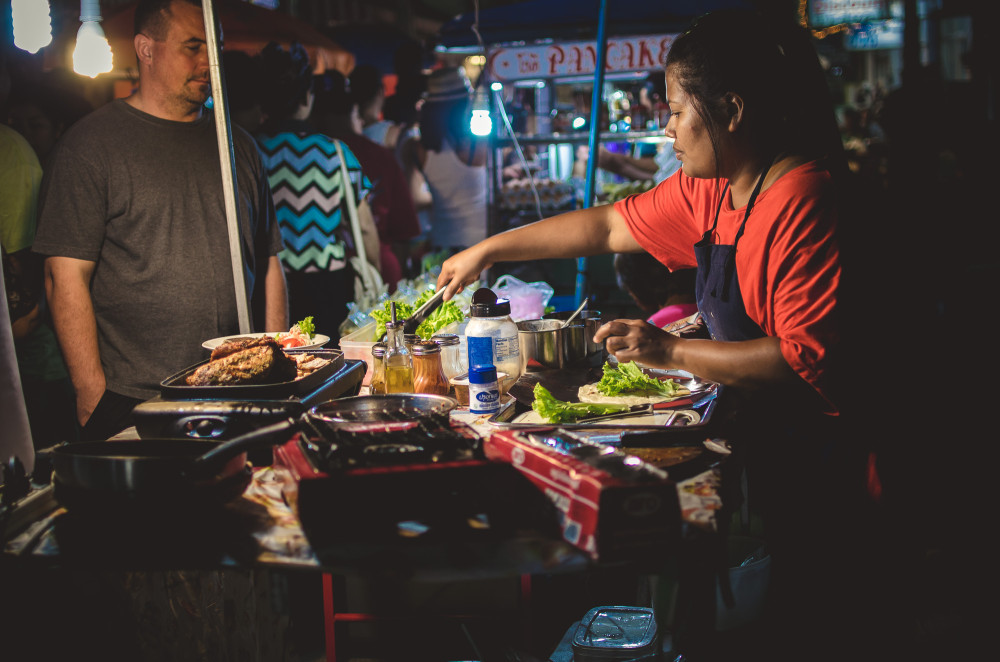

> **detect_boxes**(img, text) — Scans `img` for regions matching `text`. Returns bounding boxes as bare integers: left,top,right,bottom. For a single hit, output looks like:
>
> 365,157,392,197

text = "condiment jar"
369,342,387,394
468,364,501,415
411,341,450,397
466,287,521,383
383,319,414,394
431,333,463,381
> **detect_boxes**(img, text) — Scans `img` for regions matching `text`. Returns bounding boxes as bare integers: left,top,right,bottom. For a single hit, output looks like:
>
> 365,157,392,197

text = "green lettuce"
597,361,687,398
531,383,629,424
371,289,465,339
295,316,315,339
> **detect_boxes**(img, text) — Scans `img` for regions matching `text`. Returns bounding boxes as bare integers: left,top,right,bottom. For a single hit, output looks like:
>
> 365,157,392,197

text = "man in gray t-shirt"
33,0,287,440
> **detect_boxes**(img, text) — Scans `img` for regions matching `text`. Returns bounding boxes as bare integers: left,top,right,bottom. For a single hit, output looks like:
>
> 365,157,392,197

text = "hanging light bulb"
469,86,493,137
12,0,53,54
73,0,113,78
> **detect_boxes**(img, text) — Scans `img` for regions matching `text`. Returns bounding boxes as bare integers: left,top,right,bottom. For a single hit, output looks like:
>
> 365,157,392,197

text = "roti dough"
577,382,684,406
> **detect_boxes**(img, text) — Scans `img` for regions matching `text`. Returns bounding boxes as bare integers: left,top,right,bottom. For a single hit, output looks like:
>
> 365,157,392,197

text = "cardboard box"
484,429,680,563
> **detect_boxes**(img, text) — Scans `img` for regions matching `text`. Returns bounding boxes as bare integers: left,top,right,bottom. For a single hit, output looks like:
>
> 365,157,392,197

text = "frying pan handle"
186,416,301,481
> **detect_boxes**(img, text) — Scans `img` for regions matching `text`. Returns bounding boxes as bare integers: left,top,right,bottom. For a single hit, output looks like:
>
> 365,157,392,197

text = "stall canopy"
436,0,753,49
98,0,355,76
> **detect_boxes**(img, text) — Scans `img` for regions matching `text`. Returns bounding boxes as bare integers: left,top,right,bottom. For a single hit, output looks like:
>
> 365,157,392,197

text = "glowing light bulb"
73,20,113,78
470,109,492,137
469,86,492,137
12,0,53,54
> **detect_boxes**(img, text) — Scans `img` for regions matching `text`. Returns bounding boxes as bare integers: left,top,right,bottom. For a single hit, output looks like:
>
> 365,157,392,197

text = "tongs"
402,287,447,335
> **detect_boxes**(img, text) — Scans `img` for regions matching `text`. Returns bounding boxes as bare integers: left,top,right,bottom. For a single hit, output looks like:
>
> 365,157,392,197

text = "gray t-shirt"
34,100,284,400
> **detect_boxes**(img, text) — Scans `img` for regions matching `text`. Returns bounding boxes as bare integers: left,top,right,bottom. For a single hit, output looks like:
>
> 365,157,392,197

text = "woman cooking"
438,10,882,660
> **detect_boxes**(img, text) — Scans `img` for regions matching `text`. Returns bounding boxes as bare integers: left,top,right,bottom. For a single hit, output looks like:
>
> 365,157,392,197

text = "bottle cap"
469,298,512,318
431,333,460,346
411,340,441,355
469,364,498,384
371,342,387,358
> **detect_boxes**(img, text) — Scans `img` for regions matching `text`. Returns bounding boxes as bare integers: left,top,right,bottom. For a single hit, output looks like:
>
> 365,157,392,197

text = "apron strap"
720,156,775,301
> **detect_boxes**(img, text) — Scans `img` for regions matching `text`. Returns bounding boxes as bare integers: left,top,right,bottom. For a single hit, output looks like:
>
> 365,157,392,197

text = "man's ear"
134,33,153,65
725,92,744,133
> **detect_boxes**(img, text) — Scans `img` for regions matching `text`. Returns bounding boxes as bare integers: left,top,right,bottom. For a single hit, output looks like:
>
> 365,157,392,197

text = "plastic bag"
491,274,554,321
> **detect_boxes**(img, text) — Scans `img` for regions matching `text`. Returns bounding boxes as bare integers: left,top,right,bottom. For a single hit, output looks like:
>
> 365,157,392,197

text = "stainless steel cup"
543,310,604,367
516,319,564,372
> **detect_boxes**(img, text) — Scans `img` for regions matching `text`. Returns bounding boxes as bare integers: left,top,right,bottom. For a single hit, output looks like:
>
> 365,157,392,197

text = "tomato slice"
281,336,306,348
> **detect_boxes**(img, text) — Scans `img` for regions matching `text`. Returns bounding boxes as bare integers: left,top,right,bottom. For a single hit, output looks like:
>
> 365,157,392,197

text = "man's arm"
264,255,288,331
44,256,104,426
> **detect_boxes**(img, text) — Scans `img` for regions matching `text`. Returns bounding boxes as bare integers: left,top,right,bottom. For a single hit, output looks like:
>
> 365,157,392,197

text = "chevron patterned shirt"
257,122,372,273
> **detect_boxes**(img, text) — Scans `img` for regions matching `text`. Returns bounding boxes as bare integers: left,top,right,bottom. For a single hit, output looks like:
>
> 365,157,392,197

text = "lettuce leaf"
531,383,629,424
597,361,687,398
295,316,315,339
372,288,466,340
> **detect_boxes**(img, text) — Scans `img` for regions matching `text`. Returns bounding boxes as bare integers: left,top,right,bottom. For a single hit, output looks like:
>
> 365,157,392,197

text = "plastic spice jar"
411,341,450,396
466,287,521,383
468,364,501,415
431,333,463,381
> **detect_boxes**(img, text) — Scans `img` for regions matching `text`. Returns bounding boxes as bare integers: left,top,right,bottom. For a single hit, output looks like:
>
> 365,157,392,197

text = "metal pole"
576,0,609,308
203,0,251,334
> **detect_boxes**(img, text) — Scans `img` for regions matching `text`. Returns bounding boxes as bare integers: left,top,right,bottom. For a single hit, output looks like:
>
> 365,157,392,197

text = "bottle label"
468,335,494,369
469,384,501,414
494,335,520,363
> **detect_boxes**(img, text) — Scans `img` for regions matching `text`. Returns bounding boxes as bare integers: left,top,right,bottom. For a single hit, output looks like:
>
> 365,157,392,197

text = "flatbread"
577,383,683,406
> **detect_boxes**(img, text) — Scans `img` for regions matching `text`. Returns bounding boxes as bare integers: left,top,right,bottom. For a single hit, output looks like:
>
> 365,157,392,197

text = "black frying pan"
45,394,459,512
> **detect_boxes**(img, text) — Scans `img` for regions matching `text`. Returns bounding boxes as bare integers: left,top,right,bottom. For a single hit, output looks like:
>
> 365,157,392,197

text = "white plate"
201,332,331,352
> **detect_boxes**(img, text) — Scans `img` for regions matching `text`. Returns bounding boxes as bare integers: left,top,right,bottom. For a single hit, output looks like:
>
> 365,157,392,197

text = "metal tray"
159,348,345,400
487,392,717,430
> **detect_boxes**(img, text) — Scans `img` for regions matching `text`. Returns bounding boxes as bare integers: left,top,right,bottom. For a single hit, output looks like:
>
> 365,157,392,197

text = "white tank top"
421,139,488,250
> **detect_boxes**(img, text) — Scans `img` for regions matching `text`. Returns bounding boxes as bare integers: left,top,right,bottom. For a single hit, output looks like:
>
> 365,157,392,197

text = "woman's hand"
594,319,678,369
437,244,493,301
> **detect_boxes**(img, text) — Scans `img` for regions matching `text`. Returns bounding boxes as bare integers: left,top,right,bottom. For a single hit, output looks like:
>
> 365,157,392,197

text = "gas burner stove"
295,413,482,472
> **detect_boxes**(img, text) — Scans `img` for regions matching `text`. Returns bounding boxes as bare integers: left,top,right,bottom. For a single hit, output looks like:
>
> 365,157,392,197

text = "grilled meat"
210,335,277,361
187,342,298,386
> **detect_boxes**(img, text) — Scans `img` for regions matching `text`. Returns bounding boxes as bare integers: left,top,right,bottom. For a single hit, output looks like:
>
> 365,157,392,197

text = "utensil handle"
187,416,300,480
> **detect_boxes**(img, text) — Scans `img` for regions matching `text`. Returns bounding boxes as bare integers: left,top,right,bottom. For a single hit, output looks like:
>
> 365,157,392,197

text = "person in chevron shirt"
256,43,376,336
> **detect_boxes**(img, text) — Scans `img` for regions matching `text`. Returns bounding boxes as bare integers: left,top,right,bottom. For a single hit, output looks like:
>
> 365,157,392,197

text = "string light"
73,0,113,78
12,0,53,54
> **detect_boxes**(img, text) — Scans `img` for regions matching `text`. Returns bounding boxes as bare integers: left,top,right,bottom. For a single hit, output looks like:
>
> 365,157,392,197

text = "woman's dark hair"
665,9,845,178
615,252,696,312
419,97,472,153
257,42,313,123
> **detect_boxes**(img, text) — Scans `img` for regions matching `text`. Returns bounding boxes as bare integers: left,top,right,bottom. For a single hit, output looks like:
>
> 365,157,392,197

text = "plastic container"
339,320,379,386
571,606,659,662
466,288,521,383
449,370,510,407
468,364,501,415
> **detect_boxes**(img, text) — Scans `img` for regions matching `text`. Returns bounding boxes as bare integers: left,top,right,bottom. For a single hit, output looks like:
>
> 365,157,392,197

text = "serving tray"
489,367,720,430
159,348,345,400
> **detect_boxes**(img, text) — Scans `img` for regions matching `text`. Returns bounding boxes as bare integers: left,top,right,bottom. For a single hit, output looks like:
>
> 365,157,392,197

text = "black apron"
693,159,771,343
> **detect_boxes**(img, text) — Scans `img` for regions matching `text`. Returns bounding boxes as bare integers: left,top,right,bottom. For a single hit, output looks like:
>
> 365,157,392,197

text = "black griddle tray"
159,348,345,400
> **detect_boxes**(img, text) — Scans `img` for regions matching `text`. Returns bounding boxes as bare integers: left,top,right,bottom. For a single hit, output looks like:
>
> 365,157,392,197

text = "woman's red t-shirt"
613,161,841,410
